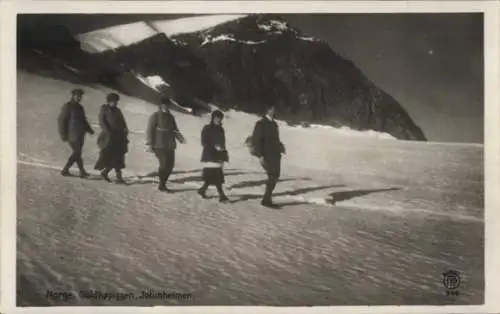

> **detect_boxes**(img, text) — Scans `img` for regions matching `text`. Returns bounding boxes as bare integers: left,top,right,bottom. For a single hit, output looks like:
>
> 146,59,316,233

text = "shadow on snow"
227,177,311,190
327,187,402,205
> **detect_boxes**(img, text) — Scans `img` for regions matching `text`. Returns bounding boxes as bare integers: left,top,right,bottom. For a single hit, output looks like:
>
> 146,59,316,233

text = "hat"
71,88,84,96
263,103,276,114
211,109,224,120
106,92,120,102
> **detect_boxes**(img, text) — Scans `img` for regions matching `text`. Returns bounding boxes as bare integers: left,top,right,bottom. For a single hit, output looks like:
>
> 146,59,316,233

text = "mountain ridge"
172,14,425,140
17,14,426,141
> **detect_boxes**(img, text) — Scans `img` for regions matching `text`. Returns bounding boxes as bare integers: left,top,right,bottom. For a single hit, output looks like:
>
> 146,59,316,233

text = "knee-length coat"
251,116,285,176
96,104,129,153
201,123,229,163
57,100,94,142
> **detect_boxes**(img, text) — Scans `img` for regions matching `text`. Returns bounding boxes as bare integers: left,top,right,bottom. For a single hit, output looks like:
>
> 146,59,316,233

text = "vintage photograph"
15,12,484,306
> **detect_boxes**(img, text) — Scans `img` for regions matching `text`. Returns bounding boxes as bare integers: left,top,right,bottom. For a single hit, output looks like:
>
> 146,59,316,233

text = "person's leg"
216,183,228,202
262,157,281,206
115,168,125,183
101,167,112,182
155,150,168,191
74,137,89,177
215,166,228,201
114,149,126,184
198,181,209,198
262,174,278,203
96,148,112,182
61,141,78,175
164,150,175,183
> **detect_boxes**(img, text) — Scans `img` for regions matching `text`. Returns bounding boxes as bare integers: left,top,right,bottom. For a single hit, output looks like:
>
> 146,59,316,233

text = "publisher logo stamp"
442,269,461,296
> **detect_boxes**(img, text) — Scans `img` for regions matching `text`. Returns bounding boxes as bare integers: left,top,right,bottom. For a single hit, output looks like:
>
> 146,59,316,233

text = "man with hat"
146,97,186,191
58,88,95,178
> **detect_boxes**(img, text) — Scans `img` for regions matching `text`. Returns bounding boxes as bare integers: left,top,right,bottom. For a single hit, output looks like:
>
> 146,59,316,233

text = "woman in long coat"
94,92,129,184
197,110,229,202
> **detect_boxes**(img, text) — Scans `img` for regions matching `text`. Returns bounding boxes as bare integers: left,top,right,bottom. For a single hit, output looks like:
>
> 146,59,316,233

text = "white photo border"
1,1,499,314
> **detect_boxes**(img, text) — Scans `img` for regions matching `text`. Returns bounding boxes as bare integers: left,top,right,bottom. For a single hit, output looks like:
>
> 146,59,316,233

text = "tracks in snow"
17,153,482,223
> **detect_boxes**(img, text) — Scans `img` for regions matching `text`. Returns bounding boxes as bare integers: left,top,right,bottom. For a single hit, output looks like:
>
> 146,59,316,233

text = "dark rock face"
16,14,426,140
95,33,216,102
174,14,426,140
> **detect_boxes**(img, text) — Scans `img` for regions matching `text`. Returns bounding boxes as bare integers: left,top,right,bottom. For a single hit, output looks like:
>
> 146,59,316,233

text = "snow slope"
76,21,159,53
17,72,484,306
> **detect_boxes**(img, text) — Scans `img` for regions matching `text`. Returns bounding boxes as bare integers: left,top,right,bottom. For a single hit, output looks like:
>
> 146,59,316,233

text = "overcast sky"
19,13,484,143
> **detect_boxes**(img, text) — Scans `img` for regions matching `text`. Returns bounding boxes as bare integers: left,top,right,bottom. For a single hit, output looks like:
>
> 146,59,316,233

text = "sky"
285,14,484,144
19,13,484,143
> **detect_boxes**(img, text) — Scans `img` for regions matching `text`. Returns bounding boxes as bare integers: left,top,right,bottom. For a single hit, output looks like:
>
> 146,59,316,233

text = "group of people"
58,88,286,207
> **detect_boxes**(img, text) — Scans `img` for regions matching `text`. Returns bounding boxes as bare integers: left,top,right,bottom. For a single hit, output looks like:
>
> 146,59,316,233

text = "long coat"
146,110,181,150
251,116,285,175
57,101,93,142
96,104,129,153
201,123,229,163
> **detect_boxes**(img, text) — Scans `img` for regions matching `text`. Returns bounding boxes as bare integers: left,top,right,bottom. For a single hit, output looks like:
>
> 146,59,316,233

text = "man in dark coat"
58,88,95,178
94,93,129,184
251,104,286,207
146,97,186,192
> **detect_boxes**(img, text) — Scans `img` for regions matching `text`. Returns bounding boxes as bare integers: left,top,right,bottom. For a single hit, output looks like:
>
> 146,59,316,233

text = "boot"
76,159,89,178
101,169,112,182
61,159,73,176
260,197,274,207
197,183,209,199
61,169,71,177
115,169,126,185
261,175,278,207
79,169,90,178
158,172,170,192
216,184,229,202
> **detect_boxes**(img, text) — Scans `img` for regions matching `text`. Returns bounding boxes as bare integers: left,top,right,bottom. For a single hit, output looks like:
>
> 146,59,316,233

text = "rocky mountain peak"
17,14,426,141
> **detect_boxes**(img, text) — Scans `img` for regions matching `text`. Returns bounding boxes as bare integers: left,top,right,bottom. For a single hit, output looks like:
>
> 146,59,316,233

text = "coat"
57,101,93,142
201,123,229,163
146,110,181,150
96,104,129,153
251,116,285,174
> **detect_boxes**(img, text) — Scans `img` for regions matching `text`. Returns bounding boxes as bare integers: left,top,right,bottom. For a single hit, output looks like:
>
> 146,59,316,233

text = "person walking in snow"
58,88,95,178
197,110,229,203
251,104,286,207
146,97,186,192
94,92,129,184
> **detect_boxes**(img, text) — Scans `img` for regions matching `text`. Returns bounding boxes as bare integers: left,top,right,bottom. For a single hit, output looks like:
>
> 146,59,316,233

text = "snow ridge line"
87,123,247,150
18,152,48,164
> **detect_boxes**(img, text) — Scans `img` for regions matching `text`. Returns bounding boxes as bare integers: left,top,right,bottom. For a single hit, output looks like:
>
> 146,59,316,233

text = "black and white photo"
10,5,494,310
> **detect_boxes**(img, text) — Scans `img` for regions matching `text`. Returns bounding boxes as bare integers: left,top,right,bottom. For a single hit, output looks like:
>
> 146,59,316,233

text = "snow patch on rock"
298,36,320,42
201,34,266,46
257,19,291,34
135,74,170,92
